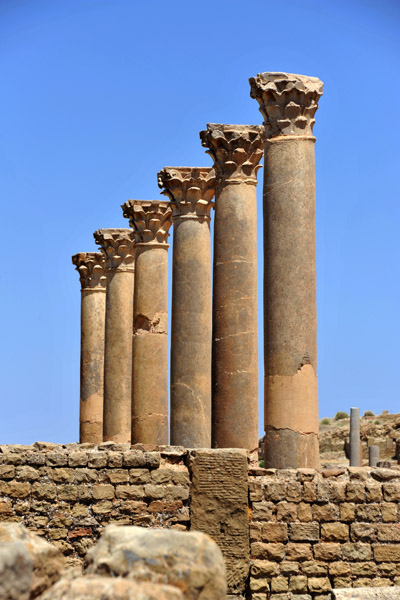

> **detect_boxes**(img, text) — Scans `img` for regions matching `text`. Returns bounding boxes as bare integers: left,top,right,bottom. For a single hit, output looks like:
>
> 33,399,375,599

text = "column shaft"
94,229,136,443
80,288,106,442
250,71,324,468
263,137,319,467
158,166,215,448
122,200,172,445
213,182,258,449
103,269,135,442
171,218,211,446
132,246,169,444
72,252,106,444
200,124,263,450
350,406,361,466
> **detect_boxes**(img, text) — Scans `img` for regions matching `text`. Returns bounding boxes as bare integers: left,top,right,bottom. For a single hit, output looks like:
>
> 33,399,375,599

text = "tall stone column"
158,167,215,448
122,200,172,445
249,71,324,468
200,124,263,450
93,229,136,443
72,252,106,444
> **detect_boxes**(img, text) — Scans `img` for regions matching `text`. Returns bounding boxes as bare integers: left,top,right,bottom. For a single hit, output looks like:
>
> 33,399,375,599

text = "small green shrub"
334,411,349,421
374,420,381,425
363,410,375,417
259,460,265,468
320,418,331,426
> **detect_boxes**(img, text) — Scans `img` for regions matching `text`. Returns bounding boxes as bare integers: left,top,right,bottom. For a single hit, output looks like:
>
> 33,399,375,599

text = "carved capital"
122,200,172,246
249,72,323,138
72,252,107,290
93,229,136,271
157,167,215,219
200,124,263,185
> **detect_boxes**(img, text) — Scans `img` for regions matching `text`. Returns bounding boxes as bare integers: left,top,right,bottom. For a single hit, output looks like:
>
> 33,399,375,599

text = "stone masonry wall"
0,442,190,570
2,444,400,599
249,466,400,599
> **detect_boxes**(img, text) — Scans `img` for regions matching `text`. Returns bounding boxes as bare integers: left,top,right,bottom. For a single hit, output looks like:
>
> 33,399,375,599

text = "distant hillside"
319,410,400,467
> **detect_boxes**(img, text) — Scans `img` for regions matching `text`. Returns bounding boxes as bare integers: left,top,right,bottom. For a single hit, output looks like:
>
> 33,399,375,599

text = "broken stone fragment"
0,522,64,598
332,588,400,599
39,575,183,600
0,541,32,600
86,524,226,600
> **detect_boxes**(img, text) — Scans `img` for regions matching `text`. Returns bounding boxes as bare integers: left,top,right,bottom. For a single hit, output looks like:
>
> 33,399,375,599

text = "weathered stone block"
93,484,114,500
250,560,279,577
374,544,400,562
329,561,351,576
313,503,339,521
351,522,376,541
115,485,144,500
189,449,248,594
342,542,372,561
376,523,400,542
301,561,328,575
264,481,287,502
270,576,289,592
321,523,349,542
307,577,331,592
289,523,319,542
286,543,313,561
261,522,288,542
252,502,273,521
251,542,285,561
381,502,398,522
297,502,313,522
289,575,307,592
68,452,88,467
346,483,365,502
314,543,341,561
276,502,298,522
87,524,226,599
332,588,400,599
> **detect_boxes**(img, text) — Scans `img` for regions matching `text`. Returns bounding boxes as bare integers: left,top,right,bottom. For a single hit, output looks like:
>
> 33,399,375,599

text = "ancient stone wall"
0,443,190,570
249,466,400,598
2,445,400,599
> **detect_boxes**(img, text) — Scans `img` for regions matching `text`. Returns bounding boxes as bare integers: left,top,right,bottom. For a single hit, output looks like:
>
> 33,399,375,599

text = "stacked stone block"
0,444,190,570
248,466,400,598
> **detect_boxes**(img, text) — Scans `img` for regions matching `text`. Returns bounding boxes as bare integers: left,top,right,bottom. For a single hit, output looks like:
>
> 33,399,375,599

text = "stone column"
200,124,263,450
72,252,106,444
122,200,172,445
350,407,361,466
250,72,323,468
369,445,379,467
93,229,135,443
158,167,215,448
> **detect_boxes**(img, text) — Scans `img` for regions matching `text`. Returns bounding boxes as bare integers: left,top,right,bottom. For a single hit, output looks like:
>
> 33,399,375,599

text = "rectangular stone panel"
188,449,249,594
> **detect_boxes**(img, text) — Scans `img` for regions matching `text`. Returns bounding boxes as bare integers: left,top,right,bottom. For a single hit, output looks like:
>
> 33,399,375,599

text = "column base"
264,427,320,469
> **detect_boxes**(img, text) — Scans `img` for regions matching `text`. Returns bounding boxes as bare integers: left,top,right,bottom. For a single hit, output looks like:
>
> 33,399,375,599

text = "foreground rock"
332,588,400,599
39,576,183,600
87,525,226,599
0,523,64,598
0,542,33,600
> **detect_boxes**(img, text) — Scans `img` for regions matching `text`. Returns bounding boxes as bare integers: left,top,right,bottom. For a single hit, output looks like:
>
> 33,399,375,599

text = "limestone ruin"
3,71,400,599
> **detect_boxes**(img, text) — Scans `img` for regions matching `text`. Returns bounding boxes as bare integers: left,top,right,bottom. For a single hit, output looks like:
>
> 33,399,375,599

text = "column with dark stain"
200,124,263,450
72,252,107,443
249,71,324,468
94,229,136,443
158,167,215,448
122,200,172,445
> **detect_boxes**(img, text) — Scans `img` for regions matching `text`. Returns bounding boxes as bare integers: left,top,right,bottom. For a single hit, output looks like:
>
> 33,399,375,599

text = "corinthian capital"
72,252,107,290
249,72,323,138
157,167,215,219
122,200,172,245
93,229,136,271
200,124,263,185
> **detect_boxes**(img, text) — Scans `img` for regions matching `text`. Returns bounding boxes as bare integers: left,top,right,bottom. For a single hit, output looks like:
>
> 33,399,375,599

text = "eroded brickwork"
2,446,400,599
249,466,400,599
0,443,190,570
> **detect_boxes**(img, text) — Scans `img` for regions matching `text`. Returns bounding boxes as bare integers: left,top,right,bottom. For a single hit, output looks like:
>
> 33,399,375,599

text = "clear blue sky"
1,0,399,444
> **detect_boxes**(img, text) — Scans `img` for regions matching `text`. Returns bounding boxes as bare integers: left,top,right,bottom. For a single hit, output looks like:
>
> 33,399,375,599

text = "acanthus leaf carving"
157,167,215,219
122,200,172,245
93,229,136,271
72,252,107,290
199,124,263,185
249,71,324,138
